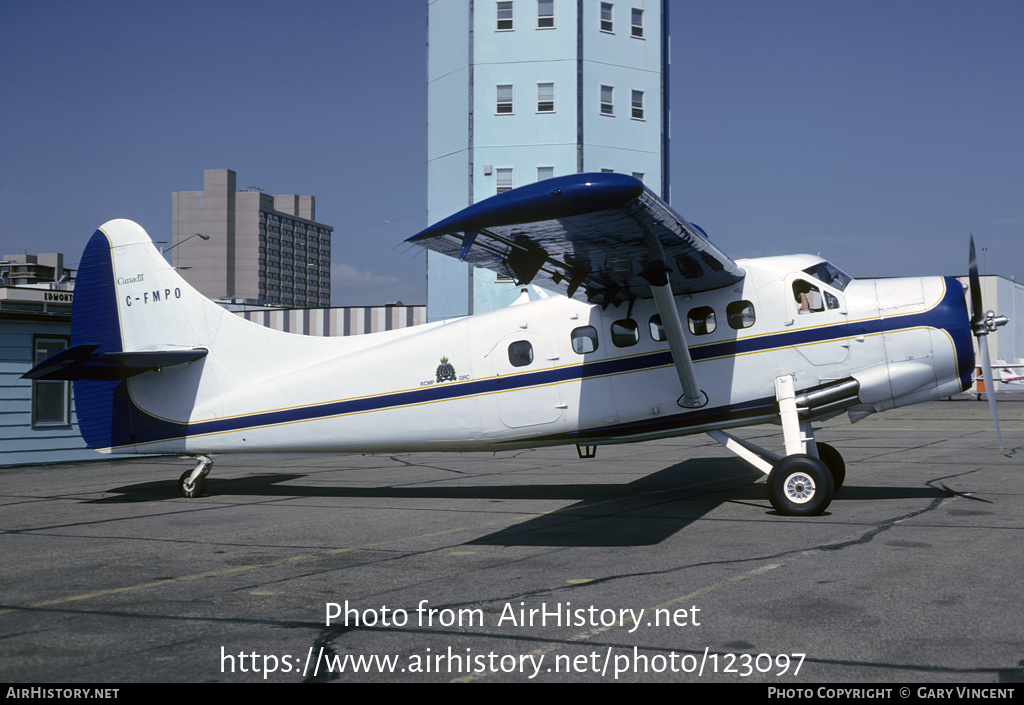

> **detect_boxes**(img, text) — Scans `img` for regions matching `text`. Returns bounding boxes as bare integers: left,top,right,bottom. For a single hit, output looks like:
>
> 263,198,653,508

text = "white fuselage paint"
99,221,966,456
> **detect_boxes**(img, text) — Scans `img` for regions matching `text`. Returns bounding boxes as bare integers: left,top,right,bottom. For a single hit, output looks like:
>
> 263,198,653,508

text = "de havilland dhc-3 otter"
25,173,1008,516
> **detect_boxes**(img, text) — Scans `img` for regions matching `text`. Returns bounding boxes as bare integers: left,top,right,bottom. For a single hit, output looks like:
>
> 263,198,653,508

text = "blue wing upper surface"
407,173,743,307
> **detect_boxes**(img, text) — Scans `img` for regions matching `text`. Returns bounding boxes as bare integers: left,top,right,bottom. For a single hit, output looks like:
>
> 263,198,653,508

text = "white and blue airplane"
25,173,1007,516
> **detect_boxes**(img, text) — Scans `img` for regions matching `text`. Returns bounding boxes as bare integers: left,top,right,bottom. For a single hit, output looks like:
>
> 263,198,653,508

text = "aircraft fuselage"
114,253,972,456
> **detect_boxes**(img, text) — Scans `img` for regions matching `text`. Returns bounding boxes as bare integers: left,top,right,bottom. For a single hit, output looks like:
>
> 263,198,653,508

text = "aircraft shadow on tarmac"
89,457,961,547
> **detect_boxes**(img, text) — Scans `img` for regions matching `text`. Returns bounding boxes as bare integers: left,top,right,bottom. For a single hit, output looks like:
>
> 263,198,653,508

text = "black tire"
179,470,206,498
815,442,846,491
767,454,834,516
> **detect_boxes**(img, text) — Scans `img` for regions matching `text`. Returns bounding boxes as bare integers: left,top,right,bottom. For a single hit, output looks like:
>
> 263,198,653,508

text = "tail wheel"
179,470,206,498
767,454,834,516
815,442,846,491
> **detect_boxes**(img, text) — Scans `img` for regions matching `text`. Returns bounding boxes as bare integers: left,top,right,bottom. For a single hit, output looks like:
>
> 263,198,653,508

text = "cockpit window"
793,280,824,313
802,262,852,291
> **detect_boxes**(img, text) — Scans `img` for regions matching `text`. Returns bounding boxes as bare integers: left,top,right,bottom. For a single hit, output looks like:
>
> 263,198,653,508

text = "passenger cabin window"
649,315,665,342
508,340,534,367
687,306,716,335
611,319,639,347
727,300,756,329
571,326,599,354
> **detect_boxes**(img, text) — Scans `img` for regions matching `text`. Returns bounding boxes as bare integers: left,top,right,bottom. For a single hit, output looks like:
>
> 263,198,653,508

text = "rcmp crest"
436,356,457,383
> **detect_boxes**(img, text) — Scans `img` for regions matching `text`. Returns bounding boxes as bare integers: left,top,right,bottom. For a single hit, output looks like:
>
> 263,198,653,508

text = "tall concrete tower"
426,0,668,320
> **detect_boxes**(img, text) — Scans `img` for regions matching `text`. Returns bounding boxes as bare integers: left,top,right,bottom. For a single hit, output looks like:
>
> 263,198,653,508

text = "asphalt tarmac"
1,395,1022,683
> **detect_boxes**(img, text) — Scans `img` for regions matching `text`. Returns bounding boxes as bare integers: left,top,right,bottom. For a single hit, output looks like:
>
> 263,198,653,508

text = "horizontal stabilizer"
23,344,208,381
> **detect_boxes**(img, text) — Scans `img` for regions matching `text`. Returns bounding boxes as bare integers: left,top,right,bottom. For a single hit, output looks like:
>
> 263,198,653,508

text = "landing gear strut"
178,455,213,498
708,375,844,516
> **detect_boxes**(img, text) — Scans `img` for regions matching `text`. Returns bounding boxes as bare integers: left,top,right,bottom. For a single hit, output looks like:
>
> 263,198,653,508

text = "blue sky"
2,1,1021,305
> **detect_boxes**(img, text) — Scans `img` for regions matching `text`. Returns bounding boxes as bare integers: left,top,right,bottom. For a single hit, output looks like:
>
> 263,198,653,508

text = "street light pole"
161,233,210,263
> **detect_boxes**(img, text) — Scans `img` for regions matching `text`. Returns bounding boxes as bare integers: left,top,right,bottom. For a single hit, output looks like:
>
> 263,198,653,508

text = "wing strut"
639,238,707,409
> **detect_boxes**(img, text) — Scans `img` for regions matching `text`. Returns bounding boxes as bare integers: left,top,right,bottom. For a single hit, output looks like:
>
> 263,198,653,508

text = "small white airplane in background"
996,361,1024,386
25,173,1008,516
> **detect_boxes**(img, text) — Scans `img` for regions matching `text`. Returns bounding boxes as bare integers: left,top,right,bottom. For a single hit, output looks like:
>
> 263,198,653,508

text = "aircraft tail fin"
24,220,237,451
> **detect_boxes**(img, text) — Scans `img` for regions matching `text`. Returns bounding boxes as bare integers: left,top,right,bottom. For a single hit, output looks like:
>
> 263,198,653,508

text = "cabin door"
488,330,564,428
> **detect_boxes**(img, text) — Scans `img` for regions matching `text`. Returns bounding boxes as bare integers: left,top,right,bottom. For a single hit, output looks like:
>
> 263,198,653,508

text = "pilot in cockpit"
794,279,814,313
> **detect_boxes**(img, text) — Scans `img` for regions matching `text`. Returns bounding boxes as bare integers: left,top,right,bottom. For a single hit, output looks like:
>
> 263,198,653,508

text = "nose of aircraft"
932,274,976,393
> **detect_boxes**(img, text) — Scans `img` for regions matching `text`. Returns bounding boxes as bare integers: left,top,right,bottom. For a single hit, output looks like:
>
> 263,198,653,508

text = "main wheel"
815,442,846,491
767,454,834,516
179,470,206,498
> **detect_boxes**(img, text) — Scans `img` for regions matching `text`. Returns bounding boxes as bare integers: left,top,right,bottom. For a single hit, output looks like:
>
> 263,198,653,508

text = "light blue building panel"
427,0,668,321
0,313,99,467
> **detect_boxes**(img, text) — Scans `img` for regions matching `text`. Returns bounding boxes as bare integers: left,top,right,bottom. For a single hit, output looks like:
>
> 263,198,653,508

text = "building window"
600,85,614,115
537,82,554,112
537,166,554,181
571,326,599,354
497,1,513,30
496,168,514,194
600,2,614,32
537,0,553,28
496,84,513,114
631,7,644,37
32,337,70,427
631,90,644,119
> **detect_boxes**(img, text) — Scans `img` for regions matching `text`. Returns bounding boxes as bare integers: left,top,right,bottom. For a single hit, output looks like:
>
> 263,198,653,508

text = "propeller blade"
968,235,983,328
969,235,1004,452
977,337,1004,453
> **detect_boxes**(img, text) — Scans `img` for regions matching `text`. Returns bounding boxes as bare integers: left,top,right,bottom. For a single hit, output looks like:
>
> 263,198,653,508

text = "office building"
234,303,426,336
426,0,668,319
1,253,69,287
172,169,333,308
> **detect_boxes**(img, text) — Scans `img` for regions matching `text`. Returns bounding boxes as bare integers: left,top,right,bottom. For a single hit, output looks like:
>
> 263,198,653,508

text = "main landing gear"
178,455,213,498
708,375,846,516
767,453,833,516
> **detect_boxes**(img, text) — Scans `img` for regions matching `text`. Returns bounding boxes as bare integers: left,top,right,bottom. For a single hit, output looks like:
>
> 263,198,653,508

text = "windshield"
802,262,852,291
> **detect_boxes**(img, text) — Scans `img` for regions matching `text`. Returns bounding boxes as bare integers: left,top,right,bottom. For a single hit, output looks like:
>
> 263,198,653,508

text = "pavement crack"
817,468,984,552
387,454,469,476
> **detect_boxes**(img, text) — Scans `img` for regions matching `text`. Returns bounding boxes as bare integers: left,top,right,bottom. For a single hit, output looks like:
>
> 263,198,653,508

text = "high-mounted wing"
408,173,744,307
